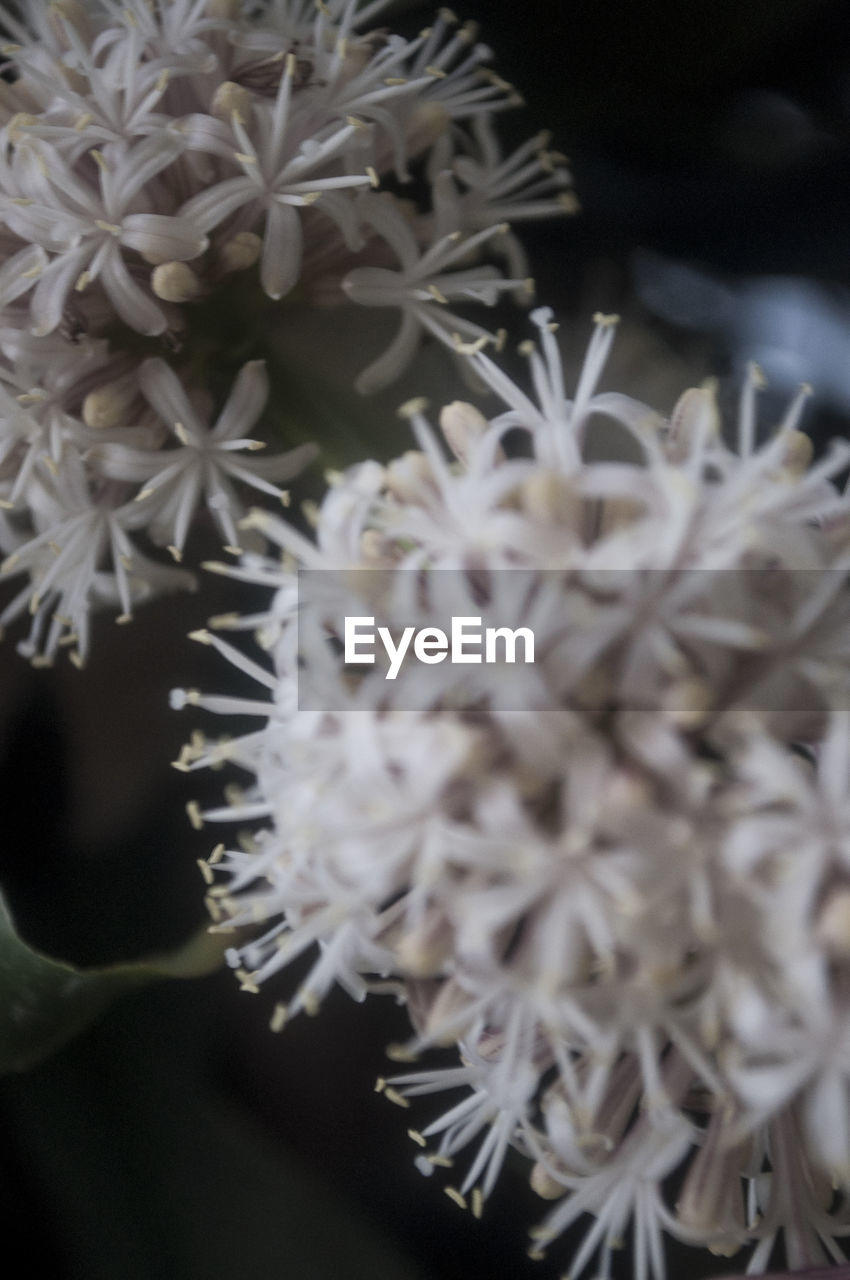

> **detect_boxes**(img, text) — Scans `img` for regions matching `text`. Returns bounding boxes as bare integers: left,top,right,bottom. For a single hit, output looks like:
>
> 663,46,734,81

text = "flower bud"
217,231,263,274
151,262,203,303
82,378,136,430
530,1161,566,1200
666,384,720,462
396,911,453,978
439,400,490,466
817,888,850,956
385,451,433,503
779,428,814,476
662,677,714,729
211,80,252,123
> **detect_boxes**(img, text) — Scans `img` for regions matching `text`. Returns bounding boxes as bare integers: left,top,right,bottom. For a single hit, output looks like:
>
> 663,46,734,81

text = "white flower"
342,196,532,391
389,1026,542,1205
178,310,850,1279
0,329,134,503
0,445,190,665
94,356,316,556
178,52,373,299
0,0,575,663
4,133,207,334
1,18,179,154
432,115,577,283
402,9,520,121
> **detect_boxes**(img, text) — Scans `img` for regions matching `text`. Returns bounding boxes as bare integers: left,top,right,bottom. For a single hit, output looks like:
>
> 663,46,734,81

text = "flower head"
176,310,850,1278
1,0,573,663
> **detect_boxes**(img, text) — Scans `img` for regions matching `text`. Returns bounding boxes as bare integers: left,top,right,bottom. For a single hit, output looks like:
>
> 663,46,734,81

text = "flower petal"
29,245,91,336
354,309,420,394
121,213,208,261
138,357,197,431
0,244,47,306
213,360,269,440
260,200,302,300
100,249,168,334
178,176,258,233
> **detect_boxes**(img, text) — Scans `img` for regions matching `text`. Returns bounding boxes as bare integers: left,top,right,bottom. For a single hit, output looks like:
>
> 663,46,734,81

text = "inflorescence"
174,306,850,1279
0,0,573,664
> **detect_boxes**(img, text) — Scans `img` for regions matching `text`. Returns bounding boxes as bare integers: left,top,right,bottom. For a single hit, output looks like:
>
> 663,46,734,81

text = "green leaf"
0,887,224,1074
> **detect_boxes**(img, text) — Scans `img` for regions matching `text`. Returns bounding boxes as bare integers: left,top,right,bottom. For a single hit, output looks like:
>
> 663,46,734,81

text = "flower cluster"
0,0,572,664
175,308,850,1278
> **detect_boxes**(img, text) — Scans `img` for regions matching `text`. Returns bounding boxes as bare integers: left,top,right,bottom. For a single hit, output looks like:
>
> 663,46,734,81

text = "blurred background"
481,0,850,447
2,1,850,1276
